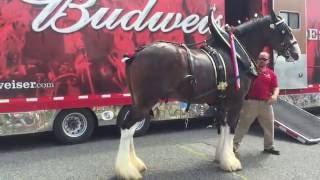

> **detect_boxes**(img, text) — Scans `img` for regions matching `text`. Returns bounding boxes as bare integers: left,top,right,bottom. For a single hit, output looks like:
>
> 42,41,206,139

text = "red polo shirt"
247,67,278,101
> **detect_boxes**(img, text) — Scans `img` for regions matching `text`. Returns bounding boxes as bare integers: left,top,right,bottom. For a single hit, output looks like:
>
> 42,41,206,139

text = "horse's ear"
208,8,215,34
271,10,278,22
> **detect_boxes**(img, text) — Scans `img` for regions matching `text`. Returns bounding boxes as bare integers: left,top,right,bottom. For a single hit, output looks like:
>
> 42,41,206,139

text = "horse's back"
126,42,191,105
126,42,228,105
129,42,189,81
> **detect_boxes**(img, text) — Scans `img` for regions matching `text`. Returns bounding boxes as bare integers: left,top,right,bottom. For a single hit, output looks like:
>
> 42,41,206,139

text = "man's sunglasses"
258,57,269,61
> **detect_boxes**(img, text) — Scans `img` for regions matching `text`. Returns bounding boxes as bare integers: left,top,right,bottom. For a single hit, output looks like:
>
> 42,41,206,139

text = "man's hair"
258,52,270,60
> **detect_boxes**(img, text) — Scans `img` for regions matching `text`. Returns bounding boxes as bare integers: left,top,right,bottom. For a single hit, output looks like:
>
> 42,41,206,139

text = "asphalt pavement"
0,119,319,180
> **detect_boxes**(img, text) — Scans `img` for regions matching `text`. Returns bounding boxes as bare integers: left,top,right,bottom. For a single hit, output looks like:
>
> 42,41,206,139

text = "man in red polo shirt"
233,51,280,156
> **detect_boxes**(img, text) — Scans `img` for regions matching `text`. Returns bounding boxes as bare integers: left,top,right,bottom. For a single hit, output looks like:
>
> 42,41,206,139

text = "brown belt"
246,97,268,101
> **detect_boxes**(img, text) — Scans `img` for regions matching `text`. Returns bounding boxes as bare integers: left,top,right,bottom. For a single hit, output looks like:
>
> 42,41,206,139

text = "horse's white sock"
219,125,242,171
215,127,225,162
129,122,147,172
115,128,141,179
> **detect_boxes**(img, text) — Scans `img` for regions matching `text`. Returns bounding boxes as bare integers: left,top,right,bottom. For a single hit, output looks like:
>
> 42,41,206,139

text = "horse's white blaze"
219,125,242,171
292,37,301,55
129,123,147,172
115,128,142,179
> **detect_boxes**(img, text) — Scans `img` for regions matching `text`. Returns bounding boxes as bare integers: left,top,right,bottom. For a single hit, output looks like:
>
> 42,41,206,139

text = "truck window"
279,11,300,29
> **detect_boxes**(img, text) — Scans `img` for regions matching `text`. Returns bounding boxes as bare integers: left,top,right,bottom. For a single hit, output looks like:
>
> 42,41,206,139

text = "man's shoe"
263,148,280,155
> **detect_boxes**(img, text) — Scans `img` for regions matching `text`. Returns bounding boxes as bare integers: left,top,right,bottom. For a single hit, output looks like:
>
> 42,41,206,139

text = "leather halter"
274,19,298,58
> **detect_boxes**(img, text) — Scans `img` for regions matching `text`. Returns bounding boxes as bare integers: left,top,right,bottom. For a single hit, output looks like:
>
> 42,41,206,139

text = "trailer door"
273,0,307,89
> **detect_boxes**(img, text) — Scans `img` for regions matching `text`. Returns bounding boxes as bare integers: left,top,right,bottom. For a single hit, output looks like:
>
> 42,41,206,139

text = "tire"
117,106,151,137
53,109,96,144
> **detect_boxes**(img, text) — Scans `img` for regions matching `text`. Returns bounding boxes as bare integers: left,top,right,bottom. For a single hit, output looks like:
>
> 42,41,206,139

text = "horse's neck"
236,18,271,59
239,37,264,59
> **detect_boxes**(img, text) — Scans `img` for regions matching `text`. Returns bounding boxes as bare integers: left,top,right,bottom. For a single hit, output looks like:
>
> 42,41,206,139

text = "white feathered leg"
129,123,147,172
215,127,225,163
115,127,142,179
219,125,242,171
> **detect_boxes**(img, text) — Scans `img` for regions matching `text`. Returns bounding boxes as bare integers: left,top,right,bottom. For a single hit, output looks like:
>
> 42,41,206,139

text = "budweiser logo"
22,0,223,34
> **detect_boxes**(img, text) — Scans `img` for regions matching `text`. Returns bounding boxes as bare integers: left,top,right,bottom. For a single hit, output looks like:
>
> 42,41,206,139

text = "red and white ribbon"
229,33,240,91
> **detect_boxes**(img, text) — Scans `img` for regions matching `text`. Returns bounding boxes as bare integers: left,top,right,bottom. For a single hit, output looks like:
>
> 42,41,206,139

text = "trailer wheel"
53,109,96,144
117,106,151,137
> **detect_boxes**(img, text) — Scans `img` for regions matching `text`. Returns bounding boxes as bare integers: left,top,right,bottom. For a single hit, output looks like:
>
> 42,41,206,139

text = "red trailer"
277,0,320,110
0,0,317,143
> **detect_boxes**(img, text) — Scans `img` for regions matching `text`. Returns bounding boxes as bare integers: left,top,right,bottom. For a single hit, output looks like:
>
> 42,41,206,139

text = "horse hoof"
137,164,147,173
115,170,142,180
135,162,147,173
132,157,147,172
219,156,242,172
115,163,142,180
221,163,242,172
220,164,242,172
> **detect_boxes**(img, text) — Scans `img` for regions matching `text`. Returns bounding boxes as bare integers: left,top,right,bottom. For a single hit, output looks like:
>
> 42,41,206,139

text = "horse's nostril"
292,53,299,60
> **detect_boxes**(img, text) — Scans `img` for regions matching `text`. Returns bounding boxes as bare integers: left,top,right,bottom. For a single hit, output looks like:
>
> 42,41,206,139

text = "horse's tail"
123,45,148,106
122,54,135,65
123,53,134,95
123,49,140,106
122,46,146,66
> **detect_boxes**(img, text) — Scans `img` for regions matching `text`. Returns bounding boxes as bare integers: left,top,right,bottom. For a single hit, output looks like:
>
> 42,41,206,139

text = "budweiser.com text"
0,80,54,90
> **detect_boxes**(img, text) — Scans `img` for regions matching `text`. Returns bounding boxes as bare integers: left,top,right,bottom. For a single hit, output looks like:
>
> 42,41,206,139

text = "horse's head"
267,11,301,61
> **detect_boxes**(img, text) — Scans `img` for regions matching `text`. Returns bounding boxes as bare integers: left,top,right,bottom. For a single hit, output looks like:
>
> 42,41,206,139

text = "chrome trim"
0,110,56,136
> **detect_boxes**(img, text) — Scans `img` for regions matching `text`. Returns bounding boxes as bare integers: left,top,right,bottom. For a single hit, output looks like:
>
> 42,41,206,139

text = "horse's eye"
289,33,294,39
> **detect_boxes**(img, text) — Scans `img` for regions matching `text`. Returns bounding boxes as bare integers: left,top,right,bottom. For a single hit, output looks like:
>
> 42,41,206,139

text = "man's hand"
268,87,279,105
267,95,278,104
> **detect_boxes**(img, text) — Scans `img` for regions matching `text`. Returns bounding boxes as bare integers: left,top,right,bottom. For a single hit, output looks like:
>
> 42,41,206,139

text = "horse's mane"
235,16,272,36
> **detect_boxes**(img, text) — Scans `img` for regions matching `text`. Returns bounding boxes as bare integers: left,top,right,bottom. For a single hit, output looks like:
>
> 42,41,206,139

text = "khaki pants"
233,100,275,151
